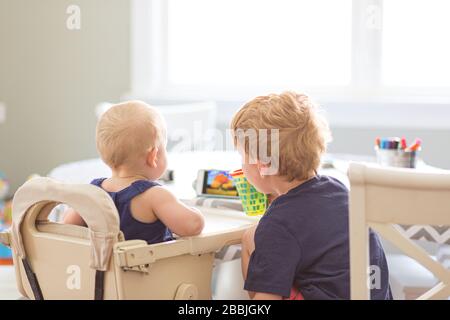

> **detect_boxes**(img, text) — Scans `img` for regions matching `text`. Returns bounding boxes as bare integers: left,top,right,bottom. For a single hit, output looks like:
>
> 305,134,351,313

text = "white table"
48,151,351,199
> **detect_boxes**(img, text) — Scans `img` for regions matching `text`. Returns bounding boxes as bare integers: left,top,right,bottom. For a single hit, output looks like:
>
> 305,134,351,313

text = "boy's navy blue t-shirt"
244,175,392,300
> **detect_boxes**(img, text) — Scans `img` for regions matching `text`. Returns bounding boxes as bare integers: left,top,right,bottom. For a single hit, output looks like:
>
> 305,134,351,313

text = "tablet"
195,169,239,198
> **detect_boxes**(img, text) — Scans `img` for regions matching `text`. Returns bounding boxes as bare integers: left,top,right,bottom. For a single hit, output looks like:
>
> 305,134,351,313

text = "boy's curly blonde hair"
231,91,332,181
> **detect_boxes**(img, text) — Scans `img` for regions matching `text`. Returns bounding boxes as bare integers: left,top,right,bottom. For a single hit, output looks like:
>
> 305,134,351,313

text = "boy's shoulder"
304,174,348,192
273,175,348,204
263,175,348,224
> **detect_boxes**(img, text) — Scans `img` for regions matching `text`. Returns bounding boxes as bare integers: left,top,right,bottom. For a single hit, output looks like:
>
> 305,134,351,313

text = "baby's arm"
149,187,204,236
62,208,87,226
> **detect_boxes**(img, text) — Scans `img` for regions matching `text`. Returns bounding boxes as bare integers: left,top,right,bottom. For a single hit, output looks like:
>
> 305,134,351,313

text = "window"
167,0,352,87
132,0,450,100
382,0,450,87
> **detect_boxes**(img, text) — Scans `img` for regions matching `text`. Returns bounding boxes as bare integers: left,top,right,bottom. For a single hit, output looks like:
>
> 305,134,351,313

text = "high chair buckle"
115,242,157,272
122,264,150,274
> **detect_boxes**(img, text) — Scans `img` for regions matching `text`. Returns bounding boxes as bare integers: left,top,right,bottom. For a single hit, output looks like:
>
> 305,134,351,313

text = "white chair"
348,162,450,300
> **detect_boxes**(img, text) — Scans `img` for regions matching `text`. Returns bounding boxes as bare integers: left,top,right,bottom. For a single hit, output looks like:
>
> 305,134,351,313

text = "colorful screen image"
203,170,238,197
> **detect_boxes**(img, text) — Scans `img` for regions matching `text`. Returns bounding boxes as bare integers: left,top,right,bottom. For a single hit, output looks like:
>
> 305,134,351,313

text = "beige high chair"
348,162,450,300
0,177,253,300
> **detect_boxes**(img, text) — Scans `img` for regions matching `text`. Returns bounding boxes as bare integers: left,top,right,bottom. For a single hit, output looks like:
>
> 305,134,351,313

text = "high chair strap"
94,270,105,300
22,258,44,300
90,178,161,203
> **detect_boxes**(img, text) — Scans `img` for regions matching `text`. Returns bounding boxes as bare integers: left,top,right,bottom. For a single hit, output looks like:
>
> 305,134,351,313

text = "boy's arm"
62,207,87,226
149,187,205,237
242,221,301,299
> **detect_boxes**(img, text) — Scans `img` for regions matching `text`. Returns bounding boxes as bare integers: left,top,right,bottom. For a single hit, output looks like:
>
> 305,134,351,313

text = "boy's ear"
146,147,159,168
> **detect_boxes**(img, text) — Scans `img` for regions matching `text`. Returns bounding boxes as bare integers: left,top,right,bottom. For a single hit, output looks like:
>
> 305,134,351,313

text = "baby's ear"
146,147,159,168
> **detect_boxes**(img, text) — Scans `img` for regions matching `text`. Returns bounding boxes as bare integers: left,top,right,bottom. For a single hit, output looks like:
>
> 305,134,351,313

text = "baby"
64,101,204,243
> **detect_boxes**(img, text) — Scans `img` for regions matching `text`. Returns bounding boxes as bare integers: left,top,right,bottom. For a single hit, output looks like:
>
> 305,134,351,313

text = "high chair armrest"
0,230,11,247
184,226,249,255
115,240,191,268
114,225,252,268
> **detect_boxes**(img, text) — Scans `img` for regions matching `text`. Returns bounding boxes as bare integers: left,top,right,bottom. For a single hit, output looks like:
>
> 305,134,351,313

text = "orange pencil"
406,138,421,152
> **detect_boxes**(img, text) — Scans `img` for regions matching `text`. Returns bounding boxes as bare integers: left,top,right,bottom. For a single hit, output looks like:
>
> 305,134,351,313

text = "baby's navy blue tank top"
90,178,173,244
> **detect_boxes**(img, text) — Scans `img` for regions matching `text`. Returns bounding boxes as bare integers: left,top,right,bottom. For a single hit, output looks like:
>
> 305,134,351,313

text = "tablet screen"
202,170,238,197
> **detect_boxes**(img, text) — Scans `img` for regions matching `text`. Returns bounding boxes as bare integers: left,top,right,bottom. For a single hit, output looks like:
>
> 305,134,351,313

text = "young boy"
64,101,204,243
231,92,392,300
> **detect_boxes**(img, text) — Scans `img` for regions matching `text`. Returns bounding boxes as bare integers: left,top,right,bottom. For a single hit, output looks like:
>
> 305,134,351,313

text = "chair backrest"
11,177,122,299
348,162,450,300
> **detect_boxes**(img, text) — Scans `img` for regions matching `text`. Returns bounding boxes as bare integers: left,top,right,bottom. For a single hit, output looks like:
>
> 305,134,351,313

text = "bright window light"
382,0,450,87
167,0,352,87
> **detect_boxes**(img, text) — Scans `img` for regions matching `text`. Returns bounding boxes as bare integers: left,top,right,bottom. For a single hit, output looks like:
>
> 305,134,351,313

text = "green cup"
230,169,267,216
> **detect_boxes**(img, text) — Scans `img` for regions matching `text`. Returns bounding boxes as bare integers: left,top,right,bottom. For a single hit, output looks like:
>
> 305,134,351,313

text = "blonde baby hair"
96,101,166,169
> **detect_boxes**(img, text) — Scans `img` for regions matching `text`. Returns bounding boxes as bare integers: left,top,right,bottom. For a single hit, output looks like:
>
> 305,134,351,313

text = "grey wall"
0,0,130,193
